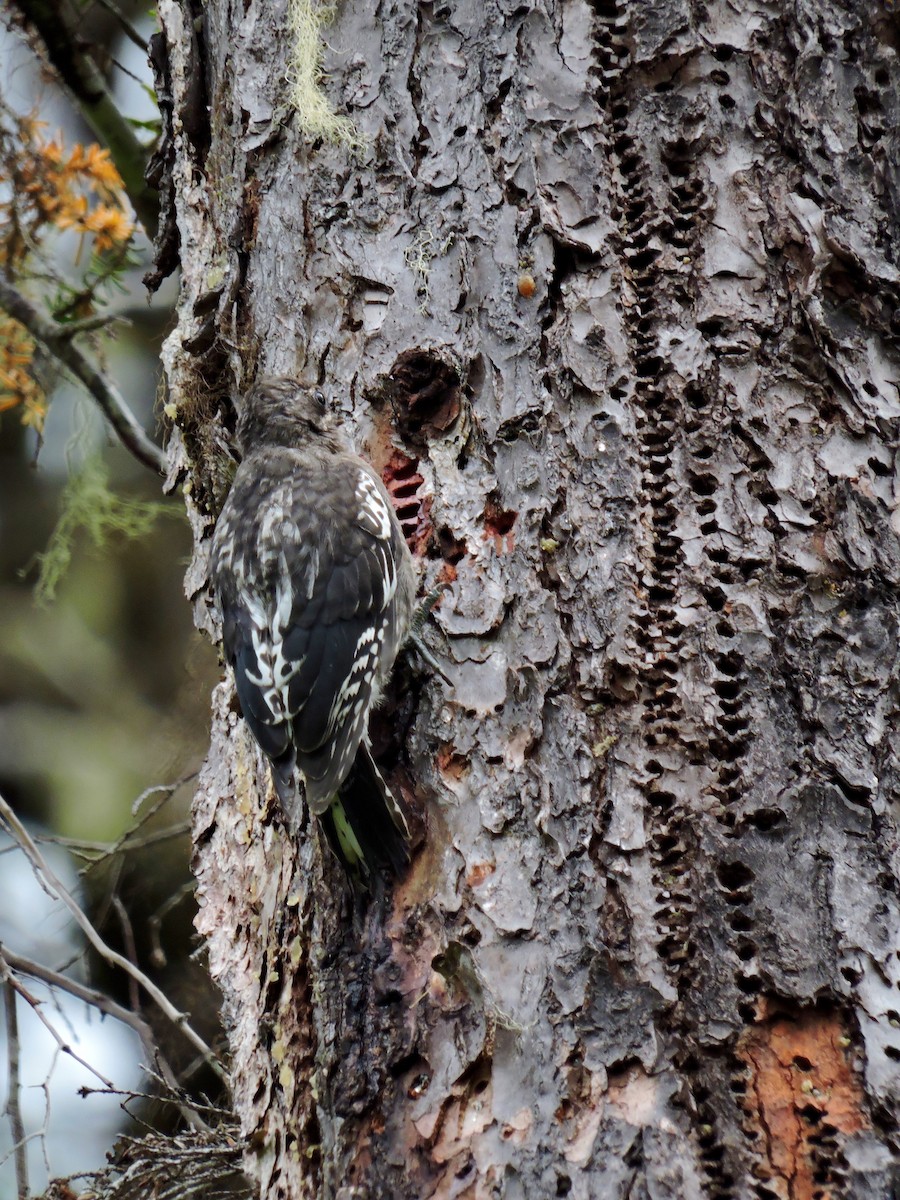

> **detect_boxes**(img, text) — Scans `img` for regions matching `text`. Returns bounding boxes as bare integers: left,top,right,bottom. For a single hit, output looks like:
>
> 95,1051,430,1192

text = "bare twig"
112,897,141,1013
58,312,123,337
0,950,114,1089
81,1077,234,1123
148,880,196,969
0,276,167,474
2,970,29,1200
91,0,149,52
109,820,193,854
1,948,212,1134
79,775,196,875
132,777,185,819
75,1126,250,1200
89,852,126,944
37,761,182,895
31,819,193,869
6,0,158,236
2,948,151,1060
0,1125,46,1175
0,794,225,1083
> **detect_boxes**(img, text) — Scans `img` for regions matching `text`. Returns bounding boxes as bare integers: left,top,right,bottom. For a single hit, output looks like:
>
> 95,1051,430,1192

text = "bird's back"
212,442,414,814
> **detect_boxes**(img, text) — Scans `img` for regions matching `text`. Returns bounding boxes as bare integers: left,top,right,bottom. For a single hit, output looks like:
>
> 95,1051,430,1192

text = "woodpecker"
211,376,416,875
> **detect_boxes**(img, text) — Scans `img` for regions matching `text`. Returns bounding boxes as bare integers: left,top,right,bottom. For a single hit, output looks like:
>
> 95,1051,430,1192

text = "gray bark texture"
157,0,900,1195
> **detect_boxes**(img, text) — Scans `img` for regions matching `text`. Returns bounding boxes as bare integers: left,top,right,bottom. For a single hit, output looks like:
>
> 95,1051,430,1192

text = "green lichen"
286,0,361,148
33,455,176,605
404,228,456,314
590,734,618,759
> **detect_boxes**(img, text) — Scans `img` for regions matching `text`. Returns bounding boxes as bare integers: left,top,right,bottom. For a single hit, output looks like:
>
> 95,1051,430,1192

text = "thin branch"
32,819,193,868
112,55,152,88
89,851,126,944
38,780,193,860
148,880,196,969
0,276,167,474
7,0,159,237
1,948,211,1134
2,972,29,1200
0,794,225,1082
1,948,154,1065
0,950,114,1089
133,777,188,819
112,896,141,1012
80,775,196,875
58,312,123,336
0,1128,46,1175
70,1125,249,1200
81,1076,234,1123
108,819,193,854
91,0,149,53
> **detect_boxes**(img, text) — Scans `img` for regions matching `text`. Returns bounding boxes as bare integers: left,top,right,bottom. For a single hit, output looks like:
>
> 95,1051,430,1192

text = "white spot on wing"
377,544,397,608
243,562,305,723
355,471,392,539
322,620,389,738
305,546,319,600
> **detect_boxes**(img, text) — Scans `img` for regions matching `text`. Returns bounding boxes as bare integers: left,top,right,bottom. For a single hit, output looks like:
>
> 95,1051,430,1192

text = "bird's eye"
313,389,327,411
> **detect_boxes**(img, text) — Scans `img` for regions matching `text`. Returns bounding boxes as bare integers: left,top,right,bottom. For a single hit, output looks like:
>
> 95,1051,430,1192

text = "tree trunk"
158,0,900,1195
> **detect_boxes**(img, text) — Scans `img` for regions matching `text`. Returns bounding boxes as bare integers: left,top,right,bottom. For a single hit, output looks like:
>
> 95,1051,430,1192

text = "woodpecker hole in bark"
381,451,433,556
387,349,461,449
482,497,517,554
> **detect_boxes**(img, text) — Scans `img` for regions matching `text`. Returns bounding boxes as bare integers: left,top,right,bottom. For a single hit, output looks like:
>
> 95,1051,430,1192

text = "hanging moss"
33,456,178,605
286,0,362,148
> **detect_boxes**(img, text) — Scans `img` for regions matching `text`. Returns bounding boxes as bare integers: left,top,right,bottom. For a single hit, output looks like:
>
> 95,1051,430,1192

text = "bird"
210,376,416,876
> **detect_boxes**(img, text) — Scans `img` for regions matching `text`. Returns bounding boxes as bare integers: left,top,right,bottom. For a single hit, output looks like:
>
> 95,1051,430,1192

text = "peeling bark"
158,0,900,1195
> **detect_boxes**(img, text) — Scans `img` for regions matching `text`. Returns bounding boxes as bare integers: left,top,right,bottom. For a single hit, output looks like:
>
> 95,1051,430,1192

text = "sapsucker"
211,376,416,875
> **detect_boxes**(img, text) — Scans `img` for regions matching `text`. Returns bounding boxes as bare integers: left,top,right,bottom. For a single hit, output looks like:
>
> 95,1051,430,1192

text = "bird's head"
236,376,341,453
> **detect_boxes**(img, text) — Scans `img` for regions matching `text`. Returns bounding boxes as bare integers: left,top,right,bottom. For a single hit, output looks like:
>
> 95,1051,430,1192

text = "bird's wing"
282,462,403,806
214,453,405,810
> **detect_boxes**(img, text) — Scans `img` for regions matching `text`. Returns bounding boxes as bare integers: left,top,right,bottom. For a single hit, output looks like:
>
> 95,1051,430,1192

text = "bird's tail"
320,744,411,882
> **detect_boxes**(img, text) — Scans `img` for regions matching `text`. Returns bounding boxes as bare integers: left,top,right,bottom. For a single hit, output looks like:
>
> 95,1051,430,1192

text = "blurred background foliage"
0,409,213,836
0,2,224,1191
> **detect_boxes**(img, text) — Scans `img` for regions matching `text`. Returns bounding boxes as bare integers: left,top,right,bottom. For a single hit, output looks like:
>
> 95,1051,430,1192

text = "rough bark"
157,0,900,1196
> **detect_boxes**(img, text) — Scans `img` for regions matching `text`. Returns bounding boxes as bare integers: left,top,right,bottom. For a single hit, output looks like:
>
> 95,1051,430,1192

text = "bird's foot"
408,584,452,684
